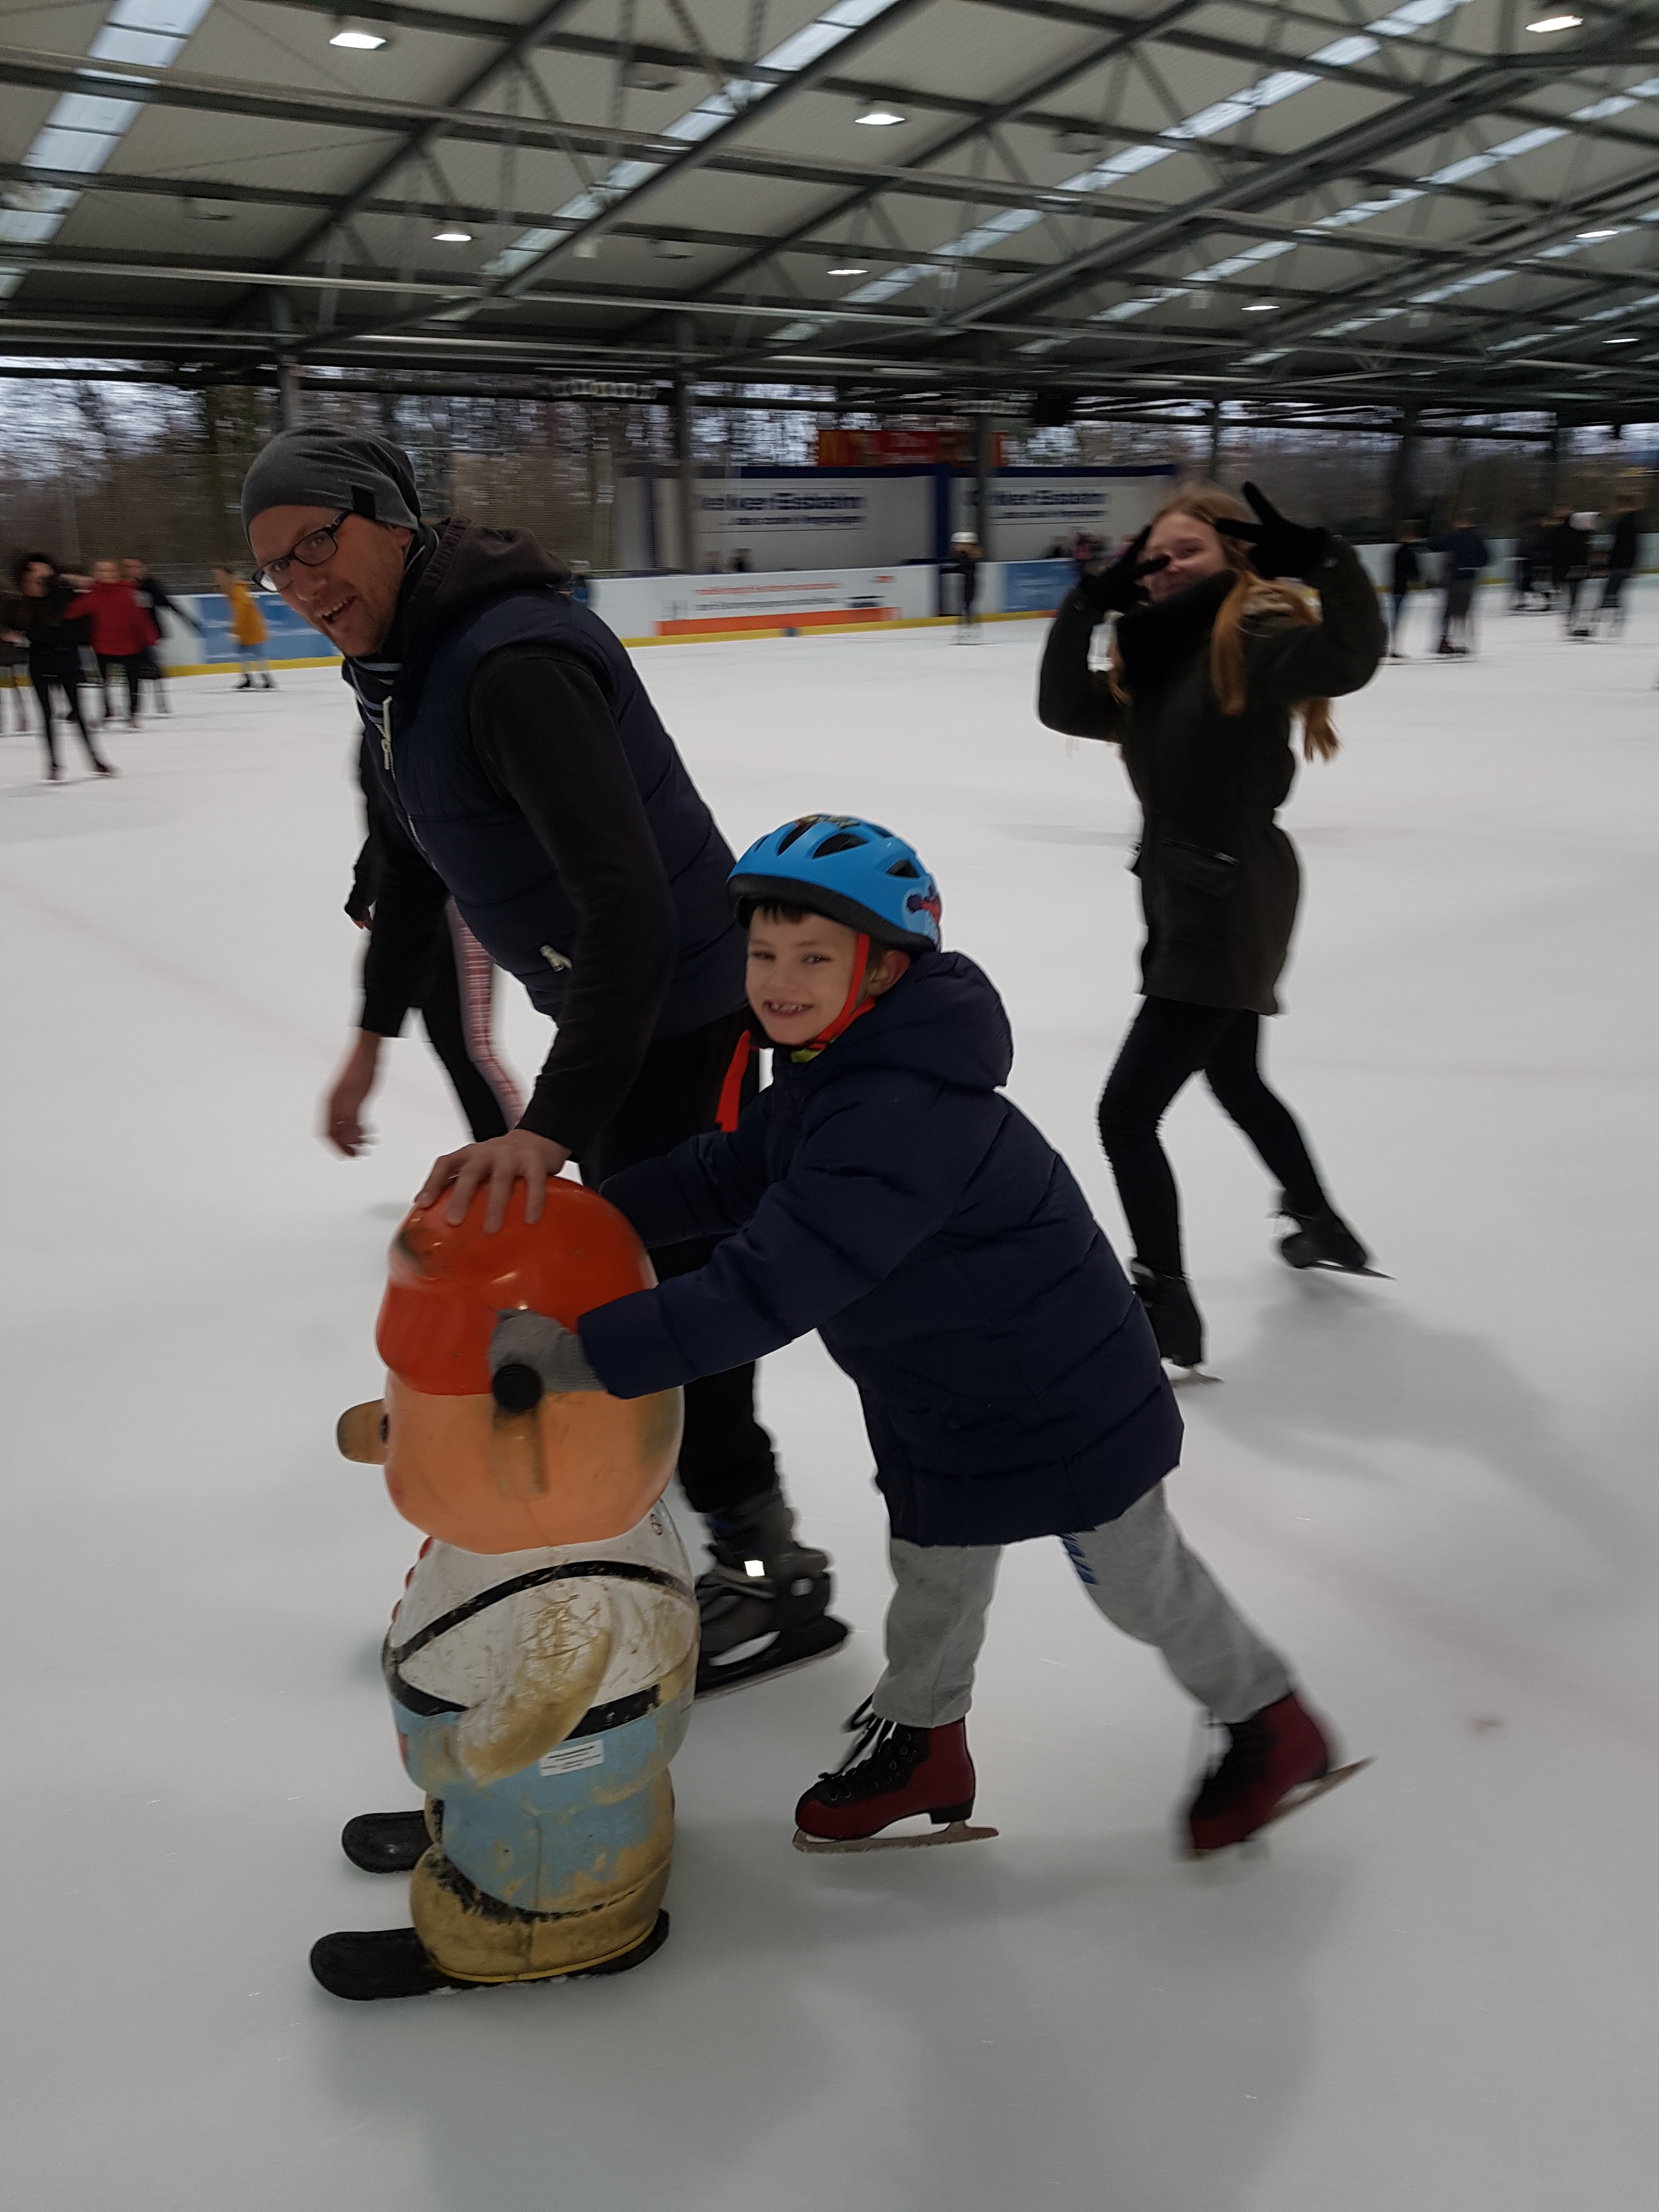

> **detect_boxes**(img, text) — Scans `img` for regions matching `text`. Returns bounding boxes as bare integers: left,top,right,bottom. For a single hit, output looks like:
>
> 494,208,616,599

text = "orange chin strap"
721,937,914,1107
813,931,872,1049
791,934,912,1064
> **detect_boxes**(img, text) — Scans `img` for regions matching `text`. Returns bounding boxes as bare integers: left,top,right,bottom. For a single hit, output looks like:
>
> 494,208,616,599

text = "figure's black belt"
385,1558,691,1724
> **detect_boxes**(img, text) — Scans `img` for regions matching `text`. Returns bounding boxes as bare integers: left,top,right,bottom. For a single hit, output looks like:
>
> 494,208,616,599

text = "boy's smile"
746,910,907,1047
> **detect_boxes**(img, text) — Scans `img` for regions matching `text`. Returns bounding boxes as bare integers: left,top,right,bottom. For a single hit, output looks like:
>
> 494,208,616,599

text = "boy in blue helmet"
488,816,1359,1856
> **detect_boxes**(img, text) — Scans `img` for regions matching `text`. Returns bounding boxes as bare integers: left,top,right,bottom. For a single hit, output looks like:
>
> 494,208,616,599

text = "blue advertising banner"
167,595,336,668
1000,560,1076,614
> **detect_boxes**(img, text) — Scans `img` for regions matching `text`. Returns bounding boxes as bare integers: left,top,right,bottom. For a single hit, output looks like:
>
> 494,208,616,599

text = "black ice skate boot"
1130,1260,1206,1372
1276,1199,1378,1276
696,1486,850,1696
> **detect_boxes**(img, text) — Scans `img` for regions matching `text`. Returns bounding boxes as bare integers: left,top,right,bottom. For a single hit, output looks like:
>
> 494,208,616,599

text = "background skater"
244,426,845,1692
1036,483,1383,1372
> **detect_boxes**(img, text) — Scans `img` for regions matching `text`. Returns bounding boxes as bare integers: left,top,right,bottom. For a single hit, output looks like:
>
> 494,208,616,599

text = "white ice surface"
0,599,1655,2211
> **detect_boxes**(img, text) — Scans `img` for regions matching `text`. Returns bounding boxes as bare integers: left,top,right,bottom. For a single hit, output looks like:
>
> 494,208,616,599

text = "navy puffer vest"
361,586,744,1033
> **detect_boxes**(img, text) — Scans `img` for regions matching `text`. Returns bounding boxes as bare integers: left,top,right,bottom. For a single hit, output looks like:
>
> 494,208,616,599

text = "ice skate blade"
793,1820,999,1854
696,1614,850,1699
1171,1364,1221,1387
1186,1758,1373,1860
1296,1261,1391,1279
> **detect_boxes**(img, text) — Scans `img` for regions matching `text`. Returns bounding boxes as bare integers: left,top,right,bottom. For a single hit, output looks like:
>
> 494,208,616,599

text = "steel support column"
673,324,697,574
1389,405,1420,530
974,412,994,560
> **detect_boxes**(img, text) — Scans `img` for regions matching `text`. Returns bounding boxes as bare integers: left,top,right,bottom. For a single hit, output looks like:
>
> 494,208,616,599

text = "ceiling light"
330,27,388,49
856,108,905,127
828,264,868,276
1243,300,1279,312
1604,334,1639,343
1576,228,1621,240
432,227,472,243
1525,14,1581,30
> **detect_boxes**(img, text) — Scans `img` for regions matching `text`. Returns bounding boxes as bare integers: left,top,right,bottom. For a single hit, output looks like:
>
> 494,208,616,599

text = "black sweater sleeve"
1035,585,1127,741
469,645,676,1155
358,766,451,1037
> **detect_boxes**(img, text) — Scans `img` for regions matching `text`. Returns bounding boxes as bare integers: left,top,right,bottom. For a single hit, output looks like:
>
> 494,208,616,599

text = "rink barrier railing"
154,546,1621,669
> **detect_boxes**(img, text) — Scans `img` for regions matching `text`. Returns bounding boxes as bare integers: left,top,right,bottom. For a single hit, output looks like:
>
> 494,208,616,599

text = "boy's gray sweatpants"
872,1482,1291,1730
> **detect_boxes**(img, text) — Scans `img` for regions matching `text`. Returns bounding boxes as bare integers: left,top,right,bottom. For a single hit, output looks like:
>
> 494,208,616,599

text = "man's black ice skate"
695,1486,849,1696
1130,1260,1209,1375
1276,1200,1384,1277
308,1912,670,2001
341,1807,432,1874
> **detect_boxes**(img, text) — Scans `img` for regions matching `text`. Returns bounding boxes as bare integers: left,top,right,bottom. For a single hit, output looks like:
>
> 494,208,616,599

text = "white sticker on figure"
539,1739,605,1776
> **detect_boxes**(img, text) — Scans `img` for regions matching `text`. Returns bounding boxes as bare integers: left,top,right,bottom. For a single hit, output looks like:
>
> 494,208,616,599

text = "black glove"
1076,526,1169,617
489,1308,606,1408
1215,483,1329,580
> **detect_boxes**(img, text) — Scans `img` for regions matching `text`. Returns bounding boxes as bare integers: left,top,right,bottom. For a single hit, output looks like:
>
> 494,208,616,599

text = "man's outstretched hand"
323,1032,383,1158
415,1128,573,1233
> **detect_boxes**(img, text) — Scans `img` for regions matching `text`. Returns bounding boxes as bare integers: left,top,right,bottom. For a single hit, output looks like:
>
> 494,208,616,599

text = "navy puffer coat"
580,952,1182,1546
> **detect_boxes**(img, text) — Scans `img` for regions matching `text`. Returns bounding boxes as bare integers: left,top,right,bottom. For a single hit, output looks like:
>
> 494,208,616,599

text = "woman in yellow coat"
212,566,274,690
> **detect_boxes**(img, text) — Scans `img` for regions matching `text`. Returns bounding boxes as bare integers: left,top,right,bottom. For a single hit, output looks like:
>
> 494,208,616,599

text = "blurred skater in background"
1596,496,1644,636
213,566,275,690
8,554,114,780
122,557,201,713
1550,509,1594,636
1037,483,1383,1372
0,585,31,735
1388,523,1422,658
948,531,982,640
65,558,153,727
1426,513,1488,657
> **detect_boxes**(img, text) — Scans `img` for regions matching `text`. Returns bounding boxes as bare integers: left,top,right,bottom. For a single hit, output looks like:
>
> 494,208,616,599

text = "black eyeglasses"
252,510,351,592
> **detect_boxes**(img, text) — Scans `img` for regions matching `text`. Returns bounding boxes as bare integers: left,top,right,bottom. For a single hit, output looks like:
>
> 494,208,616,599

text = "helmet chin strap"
794,936,914,1060
810,932,872,1051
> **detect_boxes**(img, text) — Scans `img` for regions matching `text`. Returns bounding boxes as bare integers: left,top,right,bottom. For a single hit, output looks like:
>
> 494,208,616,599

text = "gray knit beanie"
241,427,422,533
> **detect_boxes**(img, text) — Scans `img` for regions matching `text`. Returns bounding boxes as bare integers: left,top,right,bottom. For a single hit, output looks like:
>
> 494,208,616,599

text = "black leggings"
29,659,102,774
579,1006,777,1517
1098,998,1327,1278
99,653,150,718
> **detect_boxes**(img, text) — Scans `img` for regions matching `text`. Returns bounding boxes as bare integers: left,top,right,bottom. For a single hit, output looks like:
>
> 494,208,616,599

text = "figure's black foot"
309,1912,671,2001
341,1808,431,1874
309,1926,464,2001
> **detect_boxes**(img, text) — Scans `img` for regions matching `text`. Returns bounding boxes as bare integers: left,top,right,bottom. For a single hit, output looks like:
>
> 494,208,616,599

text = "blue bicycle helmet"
729,815,942,954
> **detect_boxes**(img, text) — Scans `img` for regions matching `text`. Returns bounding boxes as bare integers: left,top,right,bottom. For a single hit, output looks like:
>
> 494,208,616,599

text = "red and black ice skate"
793,1703,998,1853
1183,1690,1370,1857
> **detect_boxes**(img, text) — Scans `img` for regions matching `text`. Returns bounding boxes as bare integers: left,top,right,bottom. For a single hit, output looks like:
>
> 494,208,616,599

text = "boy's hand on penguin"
490,1310,606,1402
415,1128,572,1233
1215,483,1330,580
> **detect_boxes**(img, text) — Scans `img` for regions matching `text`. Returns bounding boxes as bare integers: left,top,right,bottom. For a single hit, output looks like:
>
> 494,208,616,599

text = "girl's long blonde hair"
1108,483,1339,762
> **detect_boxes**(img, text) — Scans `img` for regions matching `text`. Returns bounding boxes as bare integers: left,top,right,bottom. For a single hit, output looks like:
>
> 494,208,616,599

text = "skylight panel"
0,0,212,294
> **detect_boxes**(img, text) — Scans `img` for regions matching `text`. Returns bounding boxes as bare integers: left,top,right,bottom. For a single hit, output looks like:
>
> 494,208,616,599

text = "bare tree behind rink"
2,374,1654,582
0,376,661,586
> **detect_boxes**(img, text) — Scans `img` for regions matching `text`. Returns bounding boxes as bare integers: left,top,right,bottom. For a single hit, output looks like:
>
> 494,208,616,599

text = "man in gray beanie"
245,427,847,1744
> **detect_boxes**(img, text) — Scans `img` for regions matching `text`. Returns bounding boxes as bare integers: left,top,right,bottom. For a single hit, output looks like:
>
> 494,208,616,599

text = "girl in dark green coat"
1036,484,1385,1369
